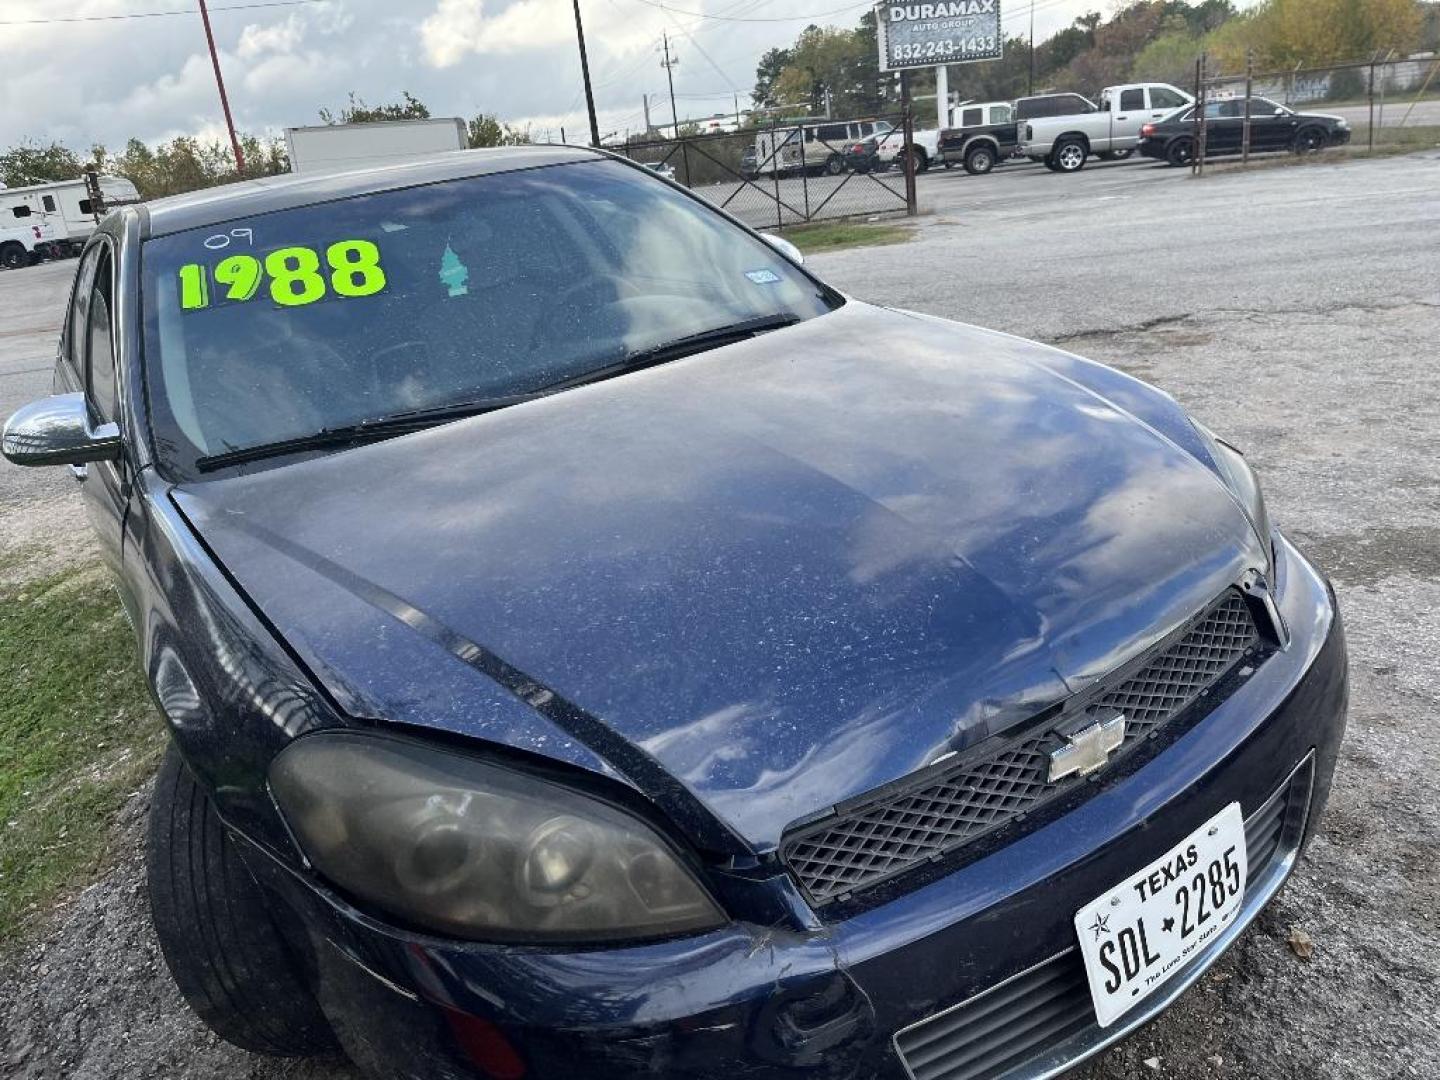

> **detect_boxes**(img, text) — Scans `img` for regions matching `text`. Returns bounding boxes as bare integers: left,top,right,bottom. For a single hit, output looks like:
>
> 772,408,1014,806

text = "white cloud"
238,14,306,59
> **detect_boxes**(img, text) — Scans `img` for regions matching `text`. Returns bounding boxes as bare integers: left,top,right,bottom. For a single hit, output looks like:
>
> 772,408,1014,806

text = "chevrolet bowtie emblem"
1047,714,1126,782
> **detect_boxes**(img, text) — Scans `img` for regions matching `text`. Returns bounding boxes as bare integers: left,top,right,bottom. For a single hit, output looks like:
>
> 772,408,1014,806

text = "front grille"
782,593,1260,906
892,760,1312,1080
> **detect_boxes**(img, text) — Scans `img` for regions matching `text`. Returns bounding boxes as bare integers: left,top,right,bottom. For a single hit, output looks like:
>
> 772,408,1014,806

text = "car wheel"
1293,127,1327,154
825,153,844,176
1053,139,1087,172
964,146,995,175
910,148,929,173
1165,137,1196,167
148,742,338,1056
0,243,27,270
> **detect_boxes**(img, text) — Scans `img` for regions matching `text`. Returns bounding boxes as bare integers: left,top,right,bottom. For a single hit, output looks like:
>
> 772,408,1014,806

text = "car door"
74,240,131,581
1110,87,1148,148
1201,100,1244,154
1250,99,1297,150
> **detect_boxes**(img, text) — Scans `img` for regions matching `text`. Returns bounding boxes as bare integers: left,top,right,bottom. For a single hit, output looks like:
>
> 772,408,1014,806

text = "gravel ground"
2,150,1438,1079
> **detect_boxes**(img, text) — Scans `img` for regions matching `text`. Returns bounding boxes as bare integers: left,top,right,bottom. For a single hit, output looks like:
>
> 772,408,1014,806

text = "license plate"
1074,803,1247,1027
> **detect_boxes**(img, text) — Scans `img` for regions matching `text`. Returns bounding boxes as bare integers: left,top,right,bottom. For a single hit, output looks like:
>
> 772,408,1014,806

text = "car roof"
139,145,604,238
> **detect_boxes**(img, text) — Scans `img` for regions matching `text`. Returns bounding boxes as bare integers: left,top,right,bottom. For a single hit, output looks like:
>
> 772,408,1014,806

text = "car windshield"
141,158,836,476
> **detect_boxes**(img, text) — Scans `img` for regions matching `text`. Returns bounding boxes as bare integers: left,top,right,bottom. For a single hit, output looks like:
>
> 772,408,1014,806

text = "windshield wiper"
193,314,802,472
535,312,802,395
194,393,537,472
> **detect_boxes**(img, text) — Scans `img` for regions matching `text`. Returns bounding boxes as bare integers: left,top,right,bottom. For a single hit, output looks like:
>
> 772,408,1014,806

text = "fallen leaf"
1143,1057,1161,1071
1287,927,1314,960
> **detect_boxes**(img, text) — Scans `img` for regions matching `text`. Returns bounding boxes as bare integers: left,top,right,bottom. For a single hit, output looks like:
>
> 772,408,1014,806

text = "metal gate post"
800,124,811,222
1193,54,1209,176
902,70,918,215
772,121,783,230
1368,55,1377,150
1241,50,1253,164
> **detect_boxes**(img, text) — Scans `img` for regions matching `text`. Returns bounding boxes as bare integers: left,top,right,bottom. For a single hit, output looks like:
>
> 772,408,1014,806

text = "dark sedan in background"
2,147,1346,1080
1140,96,1351,165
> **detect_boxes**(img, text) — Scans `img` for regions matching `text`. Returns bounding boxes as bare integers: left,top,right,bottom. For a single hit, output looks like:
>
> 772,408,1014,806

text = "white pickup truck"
1017,82,1193,173
0,219,60,270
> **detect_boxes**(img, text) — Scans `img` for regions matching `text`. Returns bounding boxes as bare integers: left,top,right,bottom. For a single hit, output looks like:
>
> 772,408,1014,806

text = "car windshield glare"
140,159,836,477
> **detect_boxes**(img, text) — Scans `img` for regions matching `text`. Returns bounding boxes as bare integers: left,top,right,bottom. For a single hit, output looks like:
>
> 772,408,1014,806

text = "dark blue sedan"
1,146,1345,1080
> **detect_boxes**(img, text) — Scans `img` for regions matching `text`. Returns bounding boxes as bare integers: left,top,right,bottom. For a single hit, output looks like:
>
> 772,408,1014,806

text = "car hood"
173,301,1264,854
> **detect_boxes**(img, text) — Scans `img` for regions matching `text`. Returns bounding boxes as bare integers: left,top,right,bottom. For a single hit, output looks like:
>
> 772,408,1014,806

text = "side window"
1151,87,1187,109
857,122,875,137
1120,88,1145,111
86,248,119,423
43,195,57,212
1067,96,1094,114
961,107,983,127
990,104,1013,124
78,199,94,215
12,204,31,218
816,124,848,143
64,245,103,370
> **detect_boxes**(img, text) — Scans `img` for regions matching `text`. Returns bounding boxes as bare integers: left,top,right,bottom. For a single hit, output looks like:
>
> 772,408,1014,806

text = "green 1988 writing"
177,239,387,311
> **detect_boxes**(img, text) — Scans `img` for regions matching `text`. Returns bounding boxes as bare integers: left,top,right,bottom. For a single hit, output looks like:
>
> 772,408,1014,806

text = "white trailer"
284,118,469,175
0,175,140,253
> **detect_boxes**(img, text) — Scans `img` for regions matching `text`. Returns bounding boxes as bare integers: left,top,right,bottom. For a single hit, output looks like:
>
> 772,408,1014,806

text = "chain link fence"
612,115,918,231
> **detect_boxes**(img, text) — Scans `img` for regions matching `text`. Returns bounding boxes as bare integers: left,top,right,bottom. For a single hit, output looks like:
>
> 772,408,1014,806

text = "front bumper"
240,534,1346,1080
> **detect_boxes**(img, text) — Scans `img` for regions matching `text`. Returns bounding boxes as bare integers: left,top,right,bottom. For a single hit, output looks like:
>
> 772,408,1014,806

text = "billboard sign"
876,1,1002,71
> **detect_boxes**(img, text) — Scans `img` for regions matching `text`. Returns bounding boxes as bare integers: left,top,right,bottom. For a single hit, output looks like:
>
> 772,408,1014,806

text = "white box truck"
0,175,140,259
284,118,469,175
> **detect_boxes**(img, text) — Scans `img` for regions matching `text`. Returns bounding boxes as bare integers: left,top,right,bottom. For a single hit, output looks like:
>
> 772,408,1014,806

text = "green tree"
0,141,84,187
319,90,431,124
466,114,532,148
753,46,795,108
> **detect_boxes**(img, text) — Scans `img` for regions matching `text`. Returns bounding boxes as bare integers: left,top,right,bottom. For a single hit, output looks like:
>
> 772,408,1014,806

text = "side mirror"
2,392,121,467
759,232,804,266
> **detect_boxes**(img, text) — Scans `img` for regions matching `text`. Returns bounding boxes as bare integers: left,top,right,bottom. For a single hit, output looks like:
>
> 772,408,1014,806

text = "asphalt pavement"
1,148,1437,1080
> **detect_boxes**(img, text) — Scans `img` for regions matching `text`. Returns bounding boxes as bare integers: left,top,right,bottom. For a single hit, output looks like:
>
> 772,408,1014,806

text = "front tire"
148,743,338,1056
1293,127,1327,154
0,243,27,270
824,153,844,176
1052,138,1087,172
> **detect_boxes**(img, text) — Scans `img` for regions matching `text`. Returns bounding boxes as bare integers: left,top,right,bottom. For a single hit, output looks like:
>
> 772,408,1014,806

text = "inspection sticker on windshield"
744,268,781,284
1074,802,1247,1027
177,238,387,312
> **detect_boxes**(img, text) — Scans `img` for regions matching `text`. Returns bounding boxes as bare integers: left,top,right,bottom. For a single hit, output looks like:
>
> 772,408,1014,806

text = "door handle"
69,463,88,482
1116,115,1128,120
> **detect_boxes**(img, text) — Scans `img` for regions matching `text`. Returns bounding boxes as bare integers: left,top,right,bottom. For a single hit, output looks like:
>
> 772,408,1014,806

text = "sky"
0,0,1115,153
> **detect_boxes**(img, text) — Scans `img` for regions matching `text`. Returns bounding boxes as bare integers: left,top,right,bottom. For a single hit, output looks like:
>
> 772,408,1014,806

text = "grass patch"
779,219,915,254
0,565,162,945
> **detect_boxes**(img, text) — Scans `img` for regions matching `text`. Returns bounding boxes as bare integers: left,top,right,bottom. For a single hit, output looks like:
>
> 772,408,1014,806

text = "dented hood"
172,301,1264,853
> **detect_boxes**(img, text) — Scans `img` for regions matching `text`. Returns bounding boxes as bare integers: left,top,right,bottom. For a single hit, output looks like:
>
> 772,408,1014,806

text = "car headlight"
270,733,726,942
1191,420,1274,574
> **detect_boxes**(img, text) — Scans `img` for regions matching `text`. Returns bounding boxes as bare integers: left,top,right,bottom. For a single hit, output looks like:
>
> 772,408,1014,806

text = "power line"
622,0,871,23
0,0,331,27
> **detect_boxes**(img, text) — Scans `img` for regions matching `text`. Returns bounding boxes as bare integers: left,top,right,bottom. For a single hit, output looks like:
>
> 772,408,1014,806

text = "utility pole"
1028,0,1036,96
660,32,680,137
196,0,245,173
571,0,600,146
935,64,948,129
734,91,742,130
643,93,652,135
